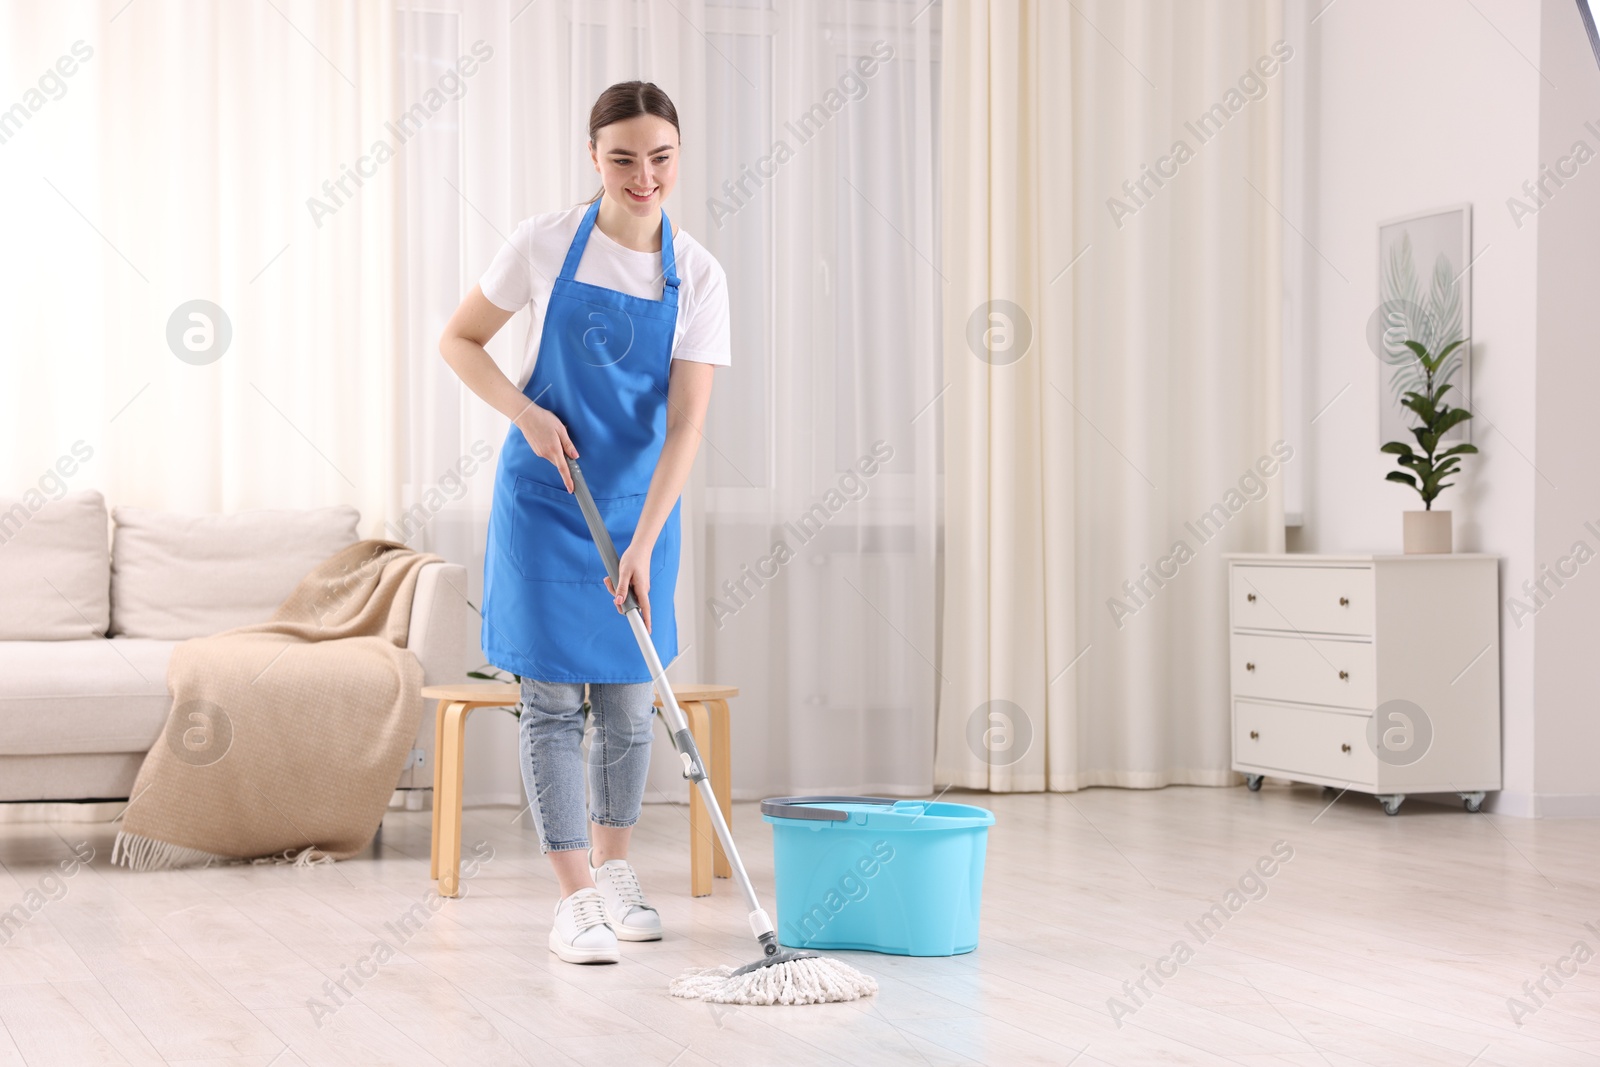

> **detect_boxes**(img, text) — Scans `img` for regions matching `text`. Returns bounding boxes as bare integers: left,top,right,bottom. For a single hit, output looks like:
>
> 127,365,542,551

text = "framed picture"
1375,204,1472,446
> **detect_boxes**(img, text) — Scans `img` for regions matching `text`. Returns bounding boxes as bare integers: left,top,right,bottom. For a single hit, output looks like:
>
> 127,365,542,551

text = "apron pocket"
509,476,665,583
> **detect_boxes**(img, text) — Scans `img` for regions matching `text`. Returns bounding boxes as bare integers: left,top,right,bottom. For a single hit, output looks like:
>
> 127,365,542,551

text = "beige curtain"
936,0,1286,792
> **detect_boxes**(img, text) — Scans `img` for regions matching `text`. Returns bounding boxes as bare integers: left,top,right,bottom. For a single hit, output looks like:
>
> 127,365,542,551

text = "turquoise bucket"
761,795,995,957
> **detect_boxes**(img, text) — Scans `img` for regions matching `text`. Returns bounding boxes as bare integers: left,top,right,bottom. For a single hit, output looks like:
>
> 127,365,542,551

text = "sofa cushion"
0,638,176,755
0,490,111,641
110,505,361,639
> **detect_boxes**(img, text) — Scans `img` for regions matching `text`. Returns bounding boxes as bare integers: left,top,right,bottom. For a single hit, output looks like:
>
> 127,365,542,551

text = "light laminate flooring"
0,784,1597,1066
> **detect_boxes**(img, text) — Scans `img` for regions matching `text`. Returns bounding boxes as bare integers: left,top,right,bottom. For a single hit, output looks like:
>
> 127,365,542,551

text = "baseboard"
1534,793,1600,817
1488,790,1600,818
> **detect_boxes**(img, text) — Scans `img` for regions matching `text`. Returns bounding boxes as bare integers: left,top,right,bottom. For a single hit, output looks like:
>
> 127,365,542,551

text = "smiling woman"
582,82,680,215
437,78,729,967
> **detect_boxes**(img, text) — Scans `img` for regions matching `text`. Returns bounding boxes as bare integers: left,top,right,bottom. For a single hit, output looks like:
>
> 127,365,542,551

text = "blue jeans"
518,677,656,853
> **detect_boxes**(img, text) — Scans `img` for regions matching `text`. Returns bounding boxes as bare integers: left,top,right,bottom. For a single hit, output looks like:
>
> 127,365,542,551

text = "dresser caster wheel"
1460,792,1485,813
1246,774,1263,792
1376,794,1405,816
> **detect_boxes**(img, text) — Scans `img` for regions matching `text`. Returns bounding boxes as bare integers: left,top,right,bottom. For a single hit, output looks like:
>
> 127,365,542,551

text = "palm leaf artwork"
1380,232,1469,443
1380,236,1427,406
1428,254,1464,389
1380,339,1478,510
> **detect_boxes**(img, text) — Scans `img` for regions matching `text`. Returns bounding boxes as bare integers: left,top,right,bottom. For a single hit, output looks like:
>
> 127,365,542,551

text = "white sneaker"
549,887,619,964
588,850,662,942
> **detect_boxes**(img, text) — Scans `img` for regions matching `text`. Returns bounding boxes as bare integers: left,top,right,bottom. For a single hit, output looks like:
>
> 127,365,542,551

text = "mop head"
670,954,878,1005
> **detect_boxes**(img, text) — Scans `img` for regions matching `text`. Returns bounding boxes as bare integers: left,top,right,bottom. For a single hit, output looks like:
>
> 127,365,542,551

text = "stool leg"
709,699,732,879
430,698,447,880
438,701,473,897
684,701,713,898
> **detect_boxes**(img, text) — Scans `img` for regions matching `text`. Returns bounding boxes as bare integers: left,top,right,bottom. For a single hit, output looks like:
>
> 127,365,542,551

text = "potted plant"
1380,339,1476,553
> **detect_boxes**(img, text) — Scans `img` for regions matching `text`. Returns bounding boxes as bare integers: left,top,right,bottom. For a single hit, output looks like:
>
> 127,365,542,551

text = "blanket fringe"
250,846,335,867
111,832,336,870
110,830,227,871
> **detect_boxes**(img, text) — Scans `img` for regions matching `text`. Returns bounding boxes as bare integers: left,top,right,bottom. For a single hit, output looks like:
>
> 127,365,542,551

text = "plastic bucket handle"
759,795,897,823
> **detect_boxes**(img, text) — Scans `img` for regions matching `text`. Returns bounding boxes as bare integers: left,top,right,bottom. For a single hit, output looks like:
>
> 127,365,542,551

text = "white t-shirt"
479,202,731,390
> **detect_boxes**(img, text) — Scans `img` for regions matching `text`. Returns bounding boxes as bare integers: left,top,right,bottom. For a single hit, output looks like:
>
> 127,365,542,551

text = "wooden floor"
1,783,1598,1066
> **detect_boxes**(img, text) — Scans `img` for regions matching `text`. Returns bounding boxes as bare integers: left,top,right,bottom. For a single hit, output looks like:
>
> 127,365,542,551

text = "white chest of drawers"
1224,553,1501,815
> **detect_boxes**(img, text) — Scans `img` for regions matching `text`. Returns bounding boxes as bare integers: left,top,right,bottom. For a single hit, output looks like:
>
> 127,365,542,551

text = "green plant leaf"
1386,471,1418,488
1433,407,1472,435
1388,359,1429,409
1437,443,1478,458
1434,338,1466,367
1404,393,1438,424
1380,442,1416,456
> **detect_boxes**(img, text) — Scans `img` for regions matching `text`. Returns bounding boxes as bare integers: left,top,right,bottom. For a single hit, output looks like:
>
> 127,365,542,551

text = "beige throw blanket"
112,540,442,870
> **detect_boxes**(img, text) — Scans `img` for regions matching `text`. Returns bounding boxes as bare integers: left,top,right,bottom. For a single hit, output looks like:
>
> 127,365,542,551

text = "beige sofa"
0,490,472,803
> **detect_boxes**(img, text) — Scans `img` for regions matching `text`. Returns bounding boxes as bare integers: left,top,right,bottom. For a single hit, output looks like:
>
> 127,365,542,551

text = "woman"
438,82,729,965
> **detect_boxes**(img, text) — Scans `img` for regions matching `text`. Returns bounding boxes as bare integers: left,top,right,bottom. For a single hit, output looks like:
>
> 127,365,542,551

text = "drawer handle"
1338,670,1349,681
1245,662,1256,672
1339,596,1349,607
1341,743,1351,753
1249,730,1259,740
1246,593,1257,603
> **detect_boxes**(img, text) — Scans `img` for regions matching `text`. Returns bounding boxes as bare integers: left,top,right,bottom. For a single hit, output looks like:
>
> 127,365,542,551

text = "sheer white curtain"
1,0,401,524
1,0,941,804
935,0,1286,792
396,0,943,801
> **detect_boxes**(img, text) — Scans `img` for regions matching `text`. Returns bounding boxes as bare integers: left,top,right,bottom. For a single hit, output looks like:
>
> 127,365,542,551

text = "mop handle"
563,455,691,742
563,458,639,616
564,457,773,933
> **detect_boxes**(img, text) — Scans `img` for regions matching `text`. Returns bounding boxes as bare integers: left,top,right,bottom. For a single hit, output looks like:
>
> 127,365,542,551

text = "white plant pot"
1403,510,1452,554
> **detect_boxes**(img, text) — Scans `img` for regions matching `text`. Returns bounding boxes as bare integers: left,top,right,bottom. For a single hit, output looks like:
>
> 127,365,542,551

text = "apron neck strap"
560,198,681,299
659,211,680,293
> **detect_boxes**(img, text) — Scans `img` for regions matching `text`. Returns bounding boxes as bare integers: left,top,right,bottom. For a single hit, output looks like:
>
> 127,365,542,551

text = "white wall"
1532,0,1600,814
1285,0,1544,810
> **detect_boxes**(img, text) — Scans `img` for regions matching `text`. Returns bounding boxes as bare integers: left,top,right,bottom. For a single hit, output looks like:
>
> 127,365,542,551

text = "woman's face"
591,114,679,218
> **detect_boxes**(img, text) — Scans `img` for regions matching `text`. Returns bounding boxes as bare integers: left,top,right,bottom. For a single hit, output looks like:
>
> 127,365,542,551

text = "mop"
565,457,878,1006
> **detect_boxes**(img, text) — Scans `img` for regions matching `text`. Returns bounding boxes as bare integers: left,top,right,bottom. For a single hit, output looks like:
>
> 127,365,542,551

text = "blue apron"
482,199,681,683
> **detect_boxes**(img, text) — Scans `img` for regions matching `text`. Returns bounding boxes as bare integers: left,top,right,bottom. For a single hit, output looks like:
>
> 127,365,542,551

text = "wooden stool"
421,681,738,898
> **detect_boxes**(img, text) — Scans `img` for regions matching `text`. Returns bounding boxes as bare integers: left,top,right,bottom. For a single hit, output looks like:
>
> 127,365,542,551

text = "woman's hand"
515,405,579,492
604,540,653,633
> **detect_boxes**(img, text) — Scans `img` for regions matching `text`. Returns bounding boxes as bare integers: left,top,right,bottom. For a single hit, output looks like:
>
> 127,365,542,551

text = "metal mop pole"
565,458,788,961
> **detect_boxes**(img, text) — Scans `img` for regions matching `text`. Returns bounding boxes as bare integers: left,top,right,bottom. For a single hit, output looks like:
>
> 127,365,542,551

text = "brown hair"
581,81,681,206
